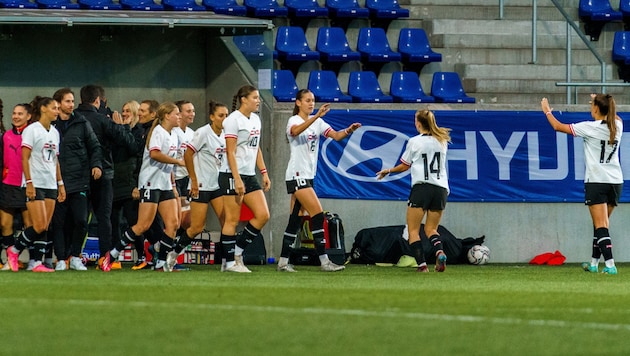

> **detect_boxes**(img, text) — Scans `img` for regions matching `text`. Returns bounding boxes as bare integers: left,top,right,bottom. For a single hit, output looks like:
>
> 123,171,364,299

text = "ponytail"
606,95,617,145
592,93,617,145
415,109,451,146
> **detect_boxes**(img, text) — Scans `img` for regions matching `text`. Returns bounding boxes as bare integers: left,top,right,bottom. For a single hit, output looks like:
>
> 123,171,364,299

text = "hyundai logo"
320,126,411,183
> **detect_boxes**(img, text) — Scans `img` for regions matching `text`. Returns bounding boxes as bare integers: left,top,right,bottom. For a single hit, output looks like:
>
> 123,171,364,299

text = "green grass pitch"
1,263,629,355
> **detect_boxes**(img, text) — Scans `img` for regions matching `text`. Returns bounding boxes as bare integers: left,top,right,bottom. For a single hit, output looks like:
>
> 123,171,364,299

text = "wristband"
260,168,268,175
345,128,350,135
545,111,552,116
57,180,64,186
25,179,33,184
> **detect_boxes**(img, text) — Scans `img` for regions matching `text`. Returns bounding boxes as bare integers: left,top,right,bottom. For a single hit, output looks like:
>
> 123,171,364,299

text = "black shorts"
175,177,189,197
189,189,223,204
0,184,27,209
218,172,261,196
584,183,622,206
285,178,314,194
27,188,58,202
139,188,176,204
407,183,448,210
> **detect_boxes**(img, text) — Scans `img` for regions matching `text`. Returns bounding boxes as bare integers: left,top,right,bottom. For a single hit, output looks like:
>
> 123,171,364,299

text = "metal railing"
498,0,630,104
528,0,630,104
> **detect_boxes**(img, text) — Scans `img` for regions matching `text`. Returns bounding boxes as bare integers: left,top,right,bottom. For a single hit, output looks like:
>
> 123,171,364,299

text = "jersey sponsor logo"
320,125,410,183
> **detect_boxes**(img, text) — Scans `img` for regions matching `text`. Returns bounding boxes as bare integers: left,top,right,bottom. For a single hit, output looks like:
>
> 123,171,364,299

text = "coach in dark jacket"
50,88,103,270
75,84,138,260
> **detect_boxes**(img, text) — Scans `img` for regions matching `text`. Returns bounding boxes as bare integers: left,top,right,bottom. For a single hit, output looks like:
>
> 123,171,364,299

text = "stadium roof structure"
0,9,273,29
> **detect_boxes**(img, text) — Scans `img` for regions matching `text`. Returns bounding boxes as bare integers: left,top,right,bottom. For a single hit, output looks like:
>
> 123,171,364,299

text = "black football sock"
221,234,236,262
595,228,613,261
410,240,425,265
311,212,327,257
236,222,260,250
281,202,303,258
429,234,444,255
174,230,193,254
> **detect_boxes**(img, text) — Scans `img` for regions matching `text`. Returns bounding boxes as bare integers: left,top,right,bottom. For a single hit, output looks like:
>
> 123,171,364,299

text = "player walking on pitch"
377,109,450,273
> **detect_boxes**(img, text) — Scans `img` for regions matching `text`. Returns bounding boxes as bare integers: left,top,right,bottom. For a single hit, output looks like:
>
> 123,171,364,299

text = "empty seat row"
234,27,441,75
0,0,408,16
273,70,475,104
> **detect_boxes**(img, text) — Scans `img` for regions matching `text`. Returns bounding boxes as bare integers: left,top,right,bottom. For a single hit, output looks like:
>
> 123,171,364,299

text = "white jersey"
172,126,195,180
21,121,60,190
571,119,623,184
186,124,225,191
222,110,261,176
138,125,178,191
400,134,449,193
285,115,332,181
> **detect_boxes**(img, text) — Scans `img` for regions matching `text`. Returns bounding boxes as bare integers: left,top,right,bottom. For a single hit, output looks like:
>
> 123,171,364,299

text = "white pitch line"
4,298,630,332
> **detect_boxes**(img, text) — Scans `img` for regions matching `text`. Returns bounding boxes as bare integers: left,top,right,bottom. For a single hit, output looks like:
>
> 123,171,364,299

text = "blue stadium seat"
37,0,80,9
203,0,246,14
0,0,38,8
275,26,320,62
612,31,630,81
348,71,393,103
273,70,299,102
233,34,278,61
390,71,435,103
357,27,401,74
163,0,205,10
79,0,122,9
579,0,622,41
244,0,289,17
316,27,361,64
430,72,475,103
325,0,369,19
620,0,630,30
120,0,163,10
398,28,441,63
285,0,328,18
308,70,352,102
365,0,408,19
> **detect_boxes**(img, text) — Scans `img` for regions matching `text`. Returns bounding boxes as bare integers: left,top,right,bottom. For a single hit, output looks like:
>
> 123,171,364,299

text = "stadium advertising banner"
315,109,630,202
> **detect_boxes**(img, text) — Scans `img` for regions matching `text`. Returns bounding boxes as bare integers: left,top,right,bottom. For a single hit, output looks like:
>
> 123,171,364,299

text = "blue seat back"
308,70,350,101
79,0,122,9
37,0,81,8
357,27,392,54
326,0,361,9
390,71,433,101
273,70,299,102
245,0,282,8
579,0,621,18
365,0,401,10
0,0,38,8
431,72,474,103
613,31,630,61
276,26,311,52
285,0,321,9
348,71,385,97
316,27,352,52
621,0,630,14
203,0,246,14
398,28,430,54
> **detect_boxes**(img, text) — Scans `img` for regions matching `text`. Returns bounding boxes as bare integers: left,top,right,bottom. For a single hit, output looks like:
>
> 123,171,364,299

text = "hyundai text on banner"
314,110,630,202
